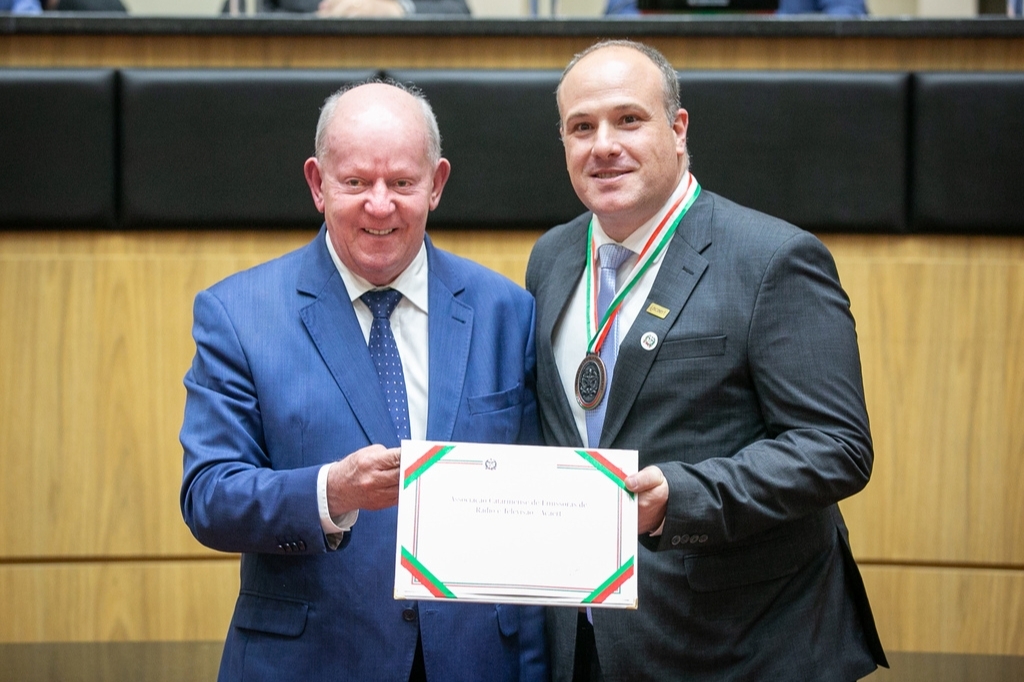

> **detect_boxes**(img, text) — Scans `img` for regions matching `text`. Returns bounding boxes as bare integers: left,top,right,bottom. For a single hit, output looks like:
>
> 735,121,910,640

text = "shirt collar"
325,231,430,314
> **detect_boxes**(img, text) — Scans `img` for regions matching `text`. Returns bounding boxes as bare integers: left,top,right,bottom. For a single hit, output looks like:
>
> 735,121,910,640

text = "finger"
626,465,666,492
383,447,402,468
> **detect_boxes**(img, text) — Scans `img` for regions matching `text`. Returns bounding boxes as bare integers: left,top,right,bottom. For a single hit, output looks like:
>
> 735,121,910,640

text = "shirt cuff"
318,463,359,541
396,0,415,13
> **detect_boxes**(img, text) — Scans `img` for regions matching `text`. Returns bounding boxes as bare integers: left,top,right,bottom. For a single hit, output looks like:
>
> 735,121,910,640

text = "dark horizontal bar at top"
4,14,1024,40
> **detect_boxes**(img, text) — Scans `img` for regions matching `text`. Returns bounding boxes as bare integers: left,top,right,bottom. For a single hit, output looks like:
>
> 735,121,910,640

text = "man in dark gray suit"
526,39,888,681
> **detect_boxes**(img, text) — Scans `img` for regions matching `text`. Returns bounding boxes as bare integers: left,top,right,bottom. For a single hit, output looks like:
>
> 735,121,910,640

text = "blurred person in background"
224,0,469,16
604,0,865,16
1,0,42,13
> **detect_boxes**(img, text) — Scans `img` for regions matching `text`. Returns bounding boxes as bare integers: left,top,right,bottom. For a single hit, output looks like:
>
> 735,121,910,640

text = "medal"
575,353,607,409
577,174,702,411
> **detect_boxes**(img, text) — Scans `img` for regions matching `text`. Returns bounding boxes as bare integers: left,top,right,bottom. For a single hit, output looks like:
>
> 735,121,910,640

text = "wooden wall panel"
861,565,1024,656
2,230,1024,651
3,560,1024,652
2,34,1024,71
831,236,1024,567
0,232,311,559
0,560,239,643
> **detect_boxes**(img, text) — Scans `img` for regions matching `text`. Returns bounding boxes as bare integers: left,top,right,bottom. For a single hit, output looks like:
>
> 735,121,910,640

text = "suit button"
297,540,306,551
402,608,417,622
698,534,708,543
671,535,681,545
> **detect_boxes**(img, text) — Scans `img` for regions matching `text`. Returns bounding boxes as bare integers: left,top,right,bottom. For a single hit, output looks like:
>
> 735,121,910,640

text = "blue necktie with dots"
585,243,635,449
361,289,411,441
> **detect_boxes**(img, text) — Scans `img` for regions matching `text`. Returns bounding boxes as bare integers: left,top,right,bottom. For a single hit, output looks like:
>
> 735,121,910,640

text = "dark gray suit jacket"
526,190,887,681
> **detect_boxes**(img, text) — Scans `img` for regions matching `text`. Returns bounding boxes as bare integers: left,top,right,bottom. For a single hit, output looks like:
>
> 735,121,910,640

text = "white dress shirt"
553,173,694,448
317,233,430,538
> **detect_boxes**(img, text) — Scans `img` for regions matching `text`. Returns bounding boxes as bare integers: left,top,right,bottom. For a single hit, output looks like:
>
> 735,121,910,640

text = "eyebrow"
564,102,651,125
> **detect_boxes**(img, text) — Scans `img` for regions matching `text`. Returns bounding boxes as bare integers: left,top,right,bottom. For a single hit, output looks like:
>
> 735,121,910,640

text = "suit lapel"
537,218,590,449
424,238,472,442
297,227,399,447
600,191,715,448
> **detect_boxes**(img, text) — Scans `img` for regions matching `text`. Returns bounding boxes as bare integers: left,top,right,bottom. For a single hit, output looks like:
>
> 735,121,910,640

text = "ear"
428,157,452,211
303,157,326,213
673,109,689,157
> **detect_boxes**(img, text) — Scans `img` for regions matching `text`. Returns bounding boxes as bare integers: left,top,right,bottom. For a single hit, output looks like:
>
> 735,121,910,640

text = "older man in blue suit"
180,81,547,682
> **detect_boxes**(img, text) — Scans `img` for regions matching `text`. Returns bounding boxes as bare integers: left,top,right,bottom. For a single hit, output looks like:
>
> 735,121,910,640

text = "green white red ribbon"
401,546,456,599
582,557,635,604
403,444,455,488
585,173,701,355
575,449,635,500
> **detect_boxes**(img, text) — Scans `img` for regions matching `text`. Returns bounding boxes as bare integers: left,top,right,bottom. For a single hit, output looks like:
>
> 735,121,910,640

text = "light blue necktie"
361,289,411,441
585,243,635,449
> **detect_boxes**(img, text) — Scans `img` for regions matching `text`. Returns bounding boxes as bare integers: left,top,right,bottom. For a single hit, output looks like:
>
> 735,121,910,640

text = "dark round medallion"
575,354,607,410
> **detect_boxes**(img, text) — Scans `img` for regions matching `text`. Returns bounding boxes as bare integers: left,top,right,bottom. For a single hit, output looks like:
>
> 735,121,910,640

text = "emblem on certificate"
575,353,607,410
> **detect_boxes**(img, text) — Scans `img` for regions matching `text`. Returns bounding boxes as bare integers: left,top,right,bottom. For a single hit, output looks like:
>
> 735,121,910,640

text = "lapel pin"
640,332,659,351
645,303,670,319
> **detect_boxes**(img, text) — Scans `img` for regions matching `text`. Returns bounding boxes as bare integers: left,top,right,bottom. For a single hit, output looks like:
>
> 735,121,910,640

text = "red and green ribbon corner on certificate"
582,556,635,605
401,443,458,598
403,443,455,488
575,449,636,604
575,449,635,500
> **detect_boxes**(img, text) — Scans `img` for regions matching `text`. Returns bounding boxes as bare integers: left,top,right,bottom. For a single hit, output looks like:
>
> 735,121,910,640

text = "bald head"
555,40,689,240
315,81,442,168
302,79,451,286
557,40,681,131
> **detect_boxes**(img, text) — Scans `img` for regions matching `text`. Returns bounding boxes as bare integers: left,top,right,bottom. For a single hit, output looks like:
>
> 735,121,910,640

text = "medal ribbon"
585,175,701,355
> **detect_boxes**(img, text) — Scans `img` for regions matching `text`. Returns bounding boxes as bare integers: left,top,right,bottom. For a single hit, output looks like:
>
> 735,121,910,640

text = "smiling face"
303,83,450,286
558,46,688,242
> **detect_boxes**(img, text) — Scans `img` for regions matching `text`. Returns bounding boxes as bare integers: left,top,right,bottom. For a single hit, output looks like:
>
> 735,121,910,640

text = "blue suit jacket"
181,228,548,681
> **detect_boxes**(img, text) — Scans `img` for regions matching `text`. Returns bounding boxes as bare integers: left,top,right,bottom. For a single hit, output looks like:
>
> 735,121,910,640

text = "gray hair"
314,78,442,167
557,39,681,128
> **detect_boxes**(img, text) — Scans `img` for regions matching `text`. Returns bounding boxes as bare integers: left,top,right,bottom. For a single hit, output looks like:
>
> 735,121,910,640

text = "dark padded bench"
386,69,584,229
2,67,1023,235
911,72,1024,234
680,71,910,234
0,69,117,228
119,69,378,228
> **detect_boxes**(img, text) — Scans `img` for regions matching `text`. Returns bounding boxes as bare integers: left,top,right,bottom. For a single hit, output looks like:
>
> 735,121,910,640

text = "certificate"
394,440,638,608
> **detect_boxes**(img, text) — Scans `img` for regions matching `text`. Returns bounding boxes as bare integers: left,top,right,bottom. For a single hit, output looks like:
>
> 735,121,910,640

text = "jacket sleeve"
651,231,873,551
179,289,329,555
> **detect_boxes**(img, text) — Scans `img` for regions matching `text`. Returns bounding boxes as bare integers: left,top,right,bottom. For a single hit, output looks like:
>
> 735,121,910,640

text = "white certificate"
394,440,638,608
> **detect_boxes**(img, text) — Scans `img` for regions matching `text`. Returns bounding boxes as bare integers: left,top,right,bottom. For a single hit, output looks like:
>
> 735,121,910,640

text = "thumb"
626,465,666,493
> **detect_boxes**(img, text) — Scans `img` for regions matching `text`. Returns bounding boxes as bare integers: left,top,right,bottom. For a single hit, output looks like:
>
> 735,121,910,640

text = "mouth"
591,169,630,180
363,228,396,236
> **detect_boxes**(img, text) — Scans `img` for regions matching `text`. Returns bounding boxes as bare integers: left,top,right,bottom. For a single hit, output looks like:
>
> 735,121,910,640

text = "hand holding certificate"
395,441,638,608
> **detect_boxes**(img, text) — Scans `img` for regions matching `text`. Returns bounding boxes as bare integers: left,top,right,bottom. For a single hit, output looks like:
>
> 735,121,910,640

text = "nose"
592,122,621,158
364,179,395,218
